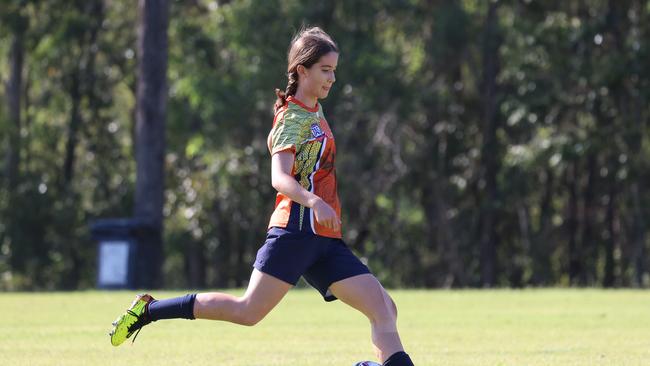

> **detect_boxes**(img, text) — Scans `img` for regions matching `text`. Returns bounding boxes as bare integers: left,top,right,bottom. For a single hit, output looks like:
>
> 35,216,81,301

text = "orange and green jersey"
268,96,341,239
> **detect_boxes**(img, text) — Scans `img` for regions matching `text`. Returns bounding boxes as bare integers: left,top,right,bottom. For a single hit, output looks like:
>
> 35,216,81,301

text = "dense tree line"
1,0,648,290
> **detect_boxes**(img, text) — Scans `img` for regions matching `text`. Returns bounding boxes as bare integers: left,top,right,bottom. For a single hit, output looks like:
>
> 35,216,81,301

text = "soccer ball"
354,362,382,366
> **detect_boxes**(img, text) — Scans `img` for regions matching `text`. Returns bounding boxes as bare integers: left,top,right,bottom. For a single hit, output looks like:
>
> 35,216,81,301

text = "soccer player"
109,27,414,366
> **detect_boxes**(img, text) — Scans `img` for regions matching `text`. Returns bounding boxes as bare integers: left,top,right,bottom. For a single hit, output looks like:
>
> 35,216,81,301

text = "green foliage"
1,0,650,289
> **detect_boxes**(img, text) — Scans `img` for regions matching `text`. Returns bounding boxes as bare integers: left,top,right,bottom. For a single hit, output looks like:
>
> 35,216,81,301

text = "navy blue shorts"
253,227,371,301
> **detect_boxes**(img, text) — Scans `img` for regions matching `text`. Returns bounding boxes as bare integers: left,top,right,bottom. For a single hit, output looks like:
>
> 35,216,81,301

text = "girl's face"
298,51,338,101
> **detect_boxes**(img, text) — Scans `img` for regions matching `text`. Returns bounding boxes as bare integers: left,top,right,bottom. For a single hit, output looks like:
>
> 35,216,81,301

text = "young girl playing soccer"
109,27,414,366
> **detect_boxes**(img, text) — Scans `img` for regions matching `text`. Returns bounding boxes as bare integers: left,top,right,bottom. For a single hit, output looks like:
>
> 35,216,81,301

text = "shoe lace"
126,309,151,344
131,327,143,344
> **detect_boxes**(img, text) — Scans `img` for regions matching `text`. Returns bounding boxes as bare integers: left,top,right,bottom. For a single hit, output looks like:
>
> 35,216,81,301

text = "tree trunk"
566,161,581,284
532,168,554,284
631,0,647,289
212,200,231,288
631,182,646,286
421,91,463,287
62,1,102,189
5,23,25,190
63,73,81,187
603,164,619,287
514,200,532,287
422,174,462,287
134,0,169,288
478,1,501,287
609,0,646,287
580,152,596,284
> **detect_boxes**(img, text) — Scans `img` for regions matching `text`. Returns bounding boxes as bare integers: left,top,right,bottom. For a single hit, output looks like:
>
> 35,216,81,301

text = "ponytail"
274,89,286,113
274,71,299,113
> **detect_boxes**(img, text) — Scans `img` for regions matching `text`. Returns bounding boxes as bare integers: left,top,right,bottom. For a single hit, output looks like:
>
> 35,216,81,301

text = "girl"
109,27,414,366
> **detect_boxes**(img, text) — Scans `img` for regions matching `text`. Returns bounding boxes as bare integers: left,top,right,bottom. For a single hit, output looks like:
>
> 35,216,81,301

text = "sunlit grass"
1,289,649,365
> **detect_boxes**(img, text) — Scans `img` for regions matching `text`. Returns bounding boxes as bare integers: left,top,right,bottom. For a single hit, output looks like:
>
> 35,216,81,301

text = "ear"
296,64,308,78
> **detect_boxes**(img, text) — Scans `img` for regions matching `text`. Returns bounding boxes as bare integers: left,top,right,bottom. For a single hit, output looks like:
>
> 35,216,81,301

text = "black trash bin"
91,218,161,289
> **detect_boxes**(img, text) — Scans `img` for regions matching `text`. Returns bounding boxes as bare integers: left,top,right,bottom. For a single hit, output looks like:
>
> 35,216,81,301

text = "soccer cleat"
109,293,155,346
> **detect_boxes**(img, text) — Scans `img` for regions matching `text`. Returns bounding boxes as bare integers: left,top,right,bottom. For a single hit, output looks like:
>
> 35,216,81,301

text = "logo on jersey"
310,123,325,139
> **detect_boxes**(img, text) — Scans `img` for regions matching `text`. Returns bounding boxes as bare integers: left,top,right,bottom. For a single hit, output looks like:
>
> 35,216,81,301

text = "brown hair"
274,27,339,113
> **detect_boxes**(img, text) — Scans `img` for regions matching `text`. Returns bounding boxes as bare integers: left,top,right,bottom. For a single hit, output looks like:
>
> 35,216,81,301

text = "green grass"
1,289,649,365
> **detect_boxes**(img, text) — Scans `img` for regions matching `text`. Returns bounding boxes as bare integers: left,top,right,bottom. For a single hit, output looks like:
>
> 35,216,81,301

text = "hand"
310,198,341,231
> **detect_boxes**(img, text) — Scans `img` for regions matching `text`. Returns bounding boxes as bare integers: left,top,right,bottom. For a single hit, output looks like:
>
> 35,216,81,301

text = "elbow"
271,176,283,192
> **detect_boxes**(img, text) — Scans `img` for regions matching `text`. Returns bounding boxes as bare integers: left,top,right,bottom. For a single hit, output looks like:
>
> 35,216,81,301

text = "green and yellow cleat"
109,293,155,346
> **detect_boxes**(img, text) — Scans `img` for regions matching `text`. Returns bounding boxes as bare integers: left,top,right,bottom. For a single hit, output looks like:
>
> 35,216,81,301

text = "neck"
292,90,317,109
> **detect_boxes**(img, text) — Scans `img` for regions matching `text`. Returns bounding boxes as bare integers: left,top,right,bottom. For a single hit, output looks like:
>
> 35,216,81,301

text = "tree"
477,1,502,287
133,0,169,288
3,1,27,191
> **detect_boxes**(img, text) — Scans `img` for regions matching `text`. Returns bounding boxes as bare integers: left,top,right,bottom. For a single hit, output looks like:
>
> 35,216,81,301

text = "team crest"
310,123,325,138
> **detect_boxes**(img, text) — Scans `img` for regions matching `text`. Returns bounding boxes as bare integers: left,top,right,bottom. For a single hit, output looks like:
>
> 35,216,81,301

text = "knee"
389,296,398,319
233,300,266,326
237,312,264,327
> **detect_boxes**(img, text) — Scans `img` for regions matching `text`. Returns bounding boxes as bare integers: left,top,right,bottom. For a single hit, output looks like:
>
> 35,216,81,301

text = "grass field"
1,289,649,365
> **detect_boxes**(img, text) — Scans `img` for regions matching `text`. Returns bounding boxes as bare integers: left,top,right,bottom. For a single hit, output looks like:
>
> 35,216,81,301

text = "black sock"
383,351,414,366
147,293,197,321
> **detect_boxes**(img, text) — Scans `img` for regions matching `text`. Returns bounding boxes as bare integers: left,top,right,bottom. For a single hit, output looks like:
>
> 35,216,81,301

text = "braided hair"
274,27,338,113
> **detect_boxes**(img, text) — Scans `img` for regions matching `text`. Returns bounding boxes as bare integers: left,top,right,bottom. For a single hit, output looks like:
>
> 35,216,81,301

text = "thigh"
194,269,291,321
328,273,395,321
303,239,370,301
241,268,293,316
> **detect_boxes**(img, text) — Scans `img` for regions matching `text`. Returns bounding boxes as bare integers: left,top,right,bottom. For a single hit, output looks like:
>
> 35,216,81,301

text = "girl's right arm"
271,151,340,231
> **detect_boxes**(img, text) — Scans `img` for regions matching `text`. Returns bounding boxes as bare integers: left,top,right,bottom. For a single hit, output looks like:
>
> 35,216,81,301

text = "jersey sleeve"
269,111,302,155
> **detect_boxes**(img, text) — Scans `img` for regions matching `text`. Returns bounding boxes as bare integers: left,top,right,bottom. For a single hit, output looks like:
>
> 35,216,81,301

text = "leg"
329,274,404,363
109,270,291,346
194,268,292,326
